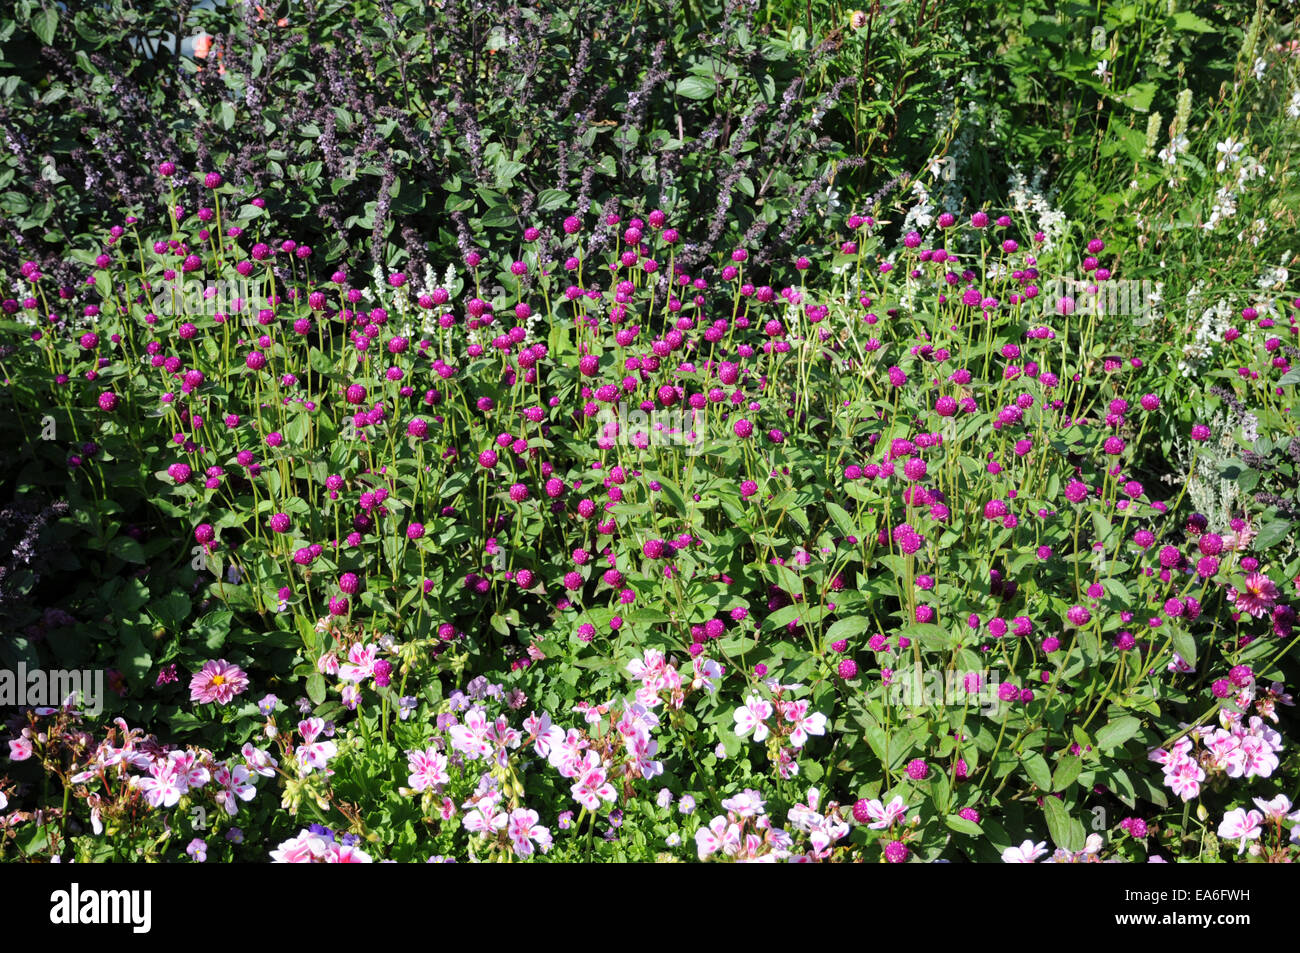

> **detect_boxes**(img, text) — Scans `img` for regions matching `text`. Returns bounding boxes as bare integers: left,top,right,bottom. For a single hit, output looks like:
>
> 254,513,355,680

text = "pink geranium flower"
189,659,249,705
1217,808,1264,854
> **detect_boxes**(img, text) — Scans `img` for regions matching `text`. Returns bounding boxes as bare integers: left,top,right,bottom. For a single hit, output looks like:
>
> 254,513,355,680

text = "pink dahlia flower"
190,659,250,705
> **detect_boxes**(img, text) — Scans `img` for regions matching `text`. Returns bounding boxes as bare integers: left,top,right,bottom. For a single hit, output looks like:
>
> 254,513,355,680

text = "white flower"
1002,839,1049,863
1215,138,1244,172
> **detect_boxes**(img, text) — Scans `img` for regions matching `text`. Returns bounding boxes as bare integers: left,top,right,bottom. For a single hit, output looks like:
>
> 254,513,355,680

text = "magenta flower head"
971,211,989,228
346,384,367,404
733,418,754,439
194,523,215,545
884,841,910,863
1190,424,1211,442
509,483,529,503
189,659,249,705
852,799,872,824
407,522,425,540
837,658,858,679
339,572,360,594
1066,605,1091,627
204,172,223,189
98,391,119,412
269,513,290,533
905,758,929,780
168,463,192,484
329,596,349,616
158,161,176,177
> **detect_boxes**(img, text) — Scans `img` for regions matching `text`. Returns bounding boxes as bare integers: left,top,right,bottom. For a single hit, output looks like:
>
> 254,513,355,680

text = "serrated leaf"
676,76,717,100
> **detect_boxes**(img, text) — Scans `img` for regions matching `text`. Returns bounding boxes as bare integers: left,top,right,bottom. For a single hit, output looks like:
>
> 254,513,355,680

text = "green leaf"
33,7,58,44
153,592,190,628
1252,520,1290,551
676,76,717,100
1171,627,1197,669
945,814,984,836
1095,716,1142,751
1022,752,1052,790
193,611,231,653
1052,754,1082,792
307,672,327,705
826,502,858,539
478,204,517,228
824,615,869,644
536,189,569,212
108,535,146,564
1043,797,1086,852
1168,11,1216,32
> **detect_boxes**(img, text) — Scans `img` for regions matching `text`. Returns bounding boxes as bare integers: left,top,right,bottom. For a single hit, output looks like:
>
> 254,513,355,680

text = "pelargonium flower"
1217,808,1264,854
1002,839,1049,863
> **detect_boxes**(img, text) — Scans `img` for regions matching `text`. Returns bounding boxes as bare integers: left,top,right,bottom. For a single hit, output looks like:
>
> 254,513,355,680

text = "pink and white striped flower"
733,694,773,742
407,747,450,793
213,762,257,817
506,808,553,858
1217,808,1264,854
